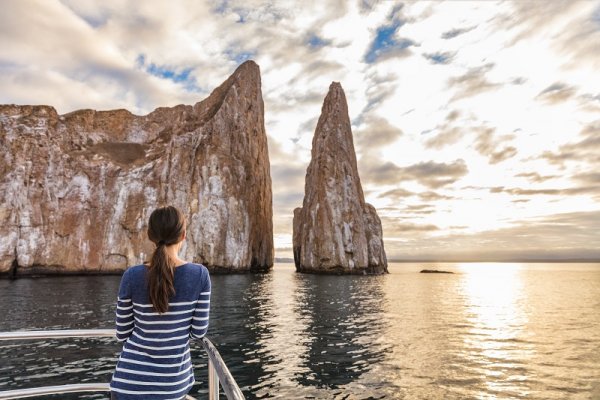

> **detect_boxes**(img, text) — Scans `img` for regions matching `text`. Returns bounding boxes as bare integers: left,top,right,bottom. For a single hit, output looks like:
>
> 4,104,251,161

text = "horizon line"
273,258,600,263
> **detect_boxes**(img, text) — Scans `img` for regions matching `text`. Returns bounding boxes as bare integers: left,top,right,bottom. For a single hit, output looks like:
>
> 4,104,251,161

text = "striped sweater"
110,263,211,400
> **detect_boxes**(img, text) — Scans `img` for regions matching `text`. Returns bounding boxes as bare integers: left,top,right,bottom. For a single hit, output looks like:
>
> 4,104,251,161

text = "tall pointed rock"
293,82,387,274
0,60,273,275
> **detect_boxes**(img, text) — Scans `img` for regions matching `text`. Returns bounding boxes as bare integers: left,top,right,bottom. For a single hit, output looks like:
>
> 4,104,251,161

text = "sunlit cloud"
0,0,598,260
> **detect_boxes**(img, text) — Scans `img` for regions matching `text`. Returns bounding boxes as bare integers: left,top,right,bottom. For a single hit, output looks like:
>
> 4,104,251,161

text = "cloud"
355,115,403,151
536,82,577,104
390,222,439,233
359,160,404,185
1,0,599,261
378,188,415,201
441,26,475,39
540,121,600,166
384,210,600,260
403,204,436,214
515,172,559,183
422,51,455,65
418,191,454,201
378,189,454,203
402,160,469,188
473,126,517,164
489,146,518,164
364,5,416,63
360,158,468,188
424,126,464,149
447,63,499,100
498,1,600,68
572,172,600,184
490,185,600,196
423,110,467,149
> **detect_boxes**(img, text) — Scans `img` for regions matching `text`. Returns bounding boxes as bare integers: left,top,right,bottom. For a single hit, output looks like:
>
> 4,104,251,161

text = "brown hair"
146,206,186,313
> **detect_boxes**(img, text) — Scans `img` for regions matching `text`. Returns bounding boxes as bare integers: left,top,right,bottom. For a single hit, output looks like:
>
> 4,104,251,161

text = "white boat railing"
0,329,245,400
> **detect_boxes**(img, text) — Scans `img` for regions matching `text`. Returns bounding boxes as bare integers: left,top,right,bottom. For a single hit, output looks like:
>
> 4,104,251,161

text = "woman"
110,206,211,400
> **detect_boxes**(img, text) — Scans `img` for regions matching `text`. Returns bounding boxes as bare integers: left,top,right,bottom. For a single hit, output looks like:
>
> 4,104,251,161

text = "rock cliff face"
293,82,387,275
0,60,273,276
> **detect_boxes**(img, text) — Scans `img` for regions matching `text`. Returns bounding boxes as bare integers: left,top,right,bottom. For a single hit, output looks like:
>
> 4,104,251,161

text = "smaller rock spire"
293,82,388,275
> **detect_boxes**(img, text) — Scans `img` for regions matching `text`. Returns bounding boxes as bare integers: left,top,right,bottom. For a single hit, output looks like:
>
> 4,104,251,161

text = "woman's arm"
190,271,211,339
115,269,134,342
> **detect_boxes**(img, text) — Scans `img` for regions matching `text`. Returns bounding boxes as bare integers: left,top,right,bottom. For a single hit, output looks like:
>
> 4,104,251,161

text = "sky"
1,0,599,261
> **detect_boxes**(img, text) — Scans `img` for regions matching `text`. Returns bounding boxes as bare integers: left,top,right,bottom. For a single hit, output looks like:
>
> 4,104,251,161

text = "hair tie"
158,240,166,246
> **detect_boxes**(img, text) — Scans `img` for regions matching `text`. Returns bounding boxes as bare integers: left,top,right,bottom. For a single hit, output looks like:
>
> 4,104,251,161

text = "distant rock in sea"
0,60,273,276
420,269,454,274
293,82,388,275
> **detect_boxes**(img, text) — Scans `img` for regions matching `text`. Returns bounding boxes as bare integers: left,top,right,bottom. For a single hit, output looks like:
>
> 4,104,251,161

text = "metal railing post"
208,358,220,400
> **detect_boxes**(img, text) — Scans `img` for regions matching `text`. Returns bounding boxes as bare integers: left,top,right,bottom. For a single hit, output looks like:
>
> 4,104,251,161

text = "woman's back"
110,262,211,399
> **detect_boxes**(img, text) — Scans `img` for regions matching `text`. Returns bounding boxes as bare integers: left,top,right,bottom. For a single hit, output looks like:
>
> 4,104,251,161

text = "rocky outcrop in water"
0,60,273,276
293,82,387,275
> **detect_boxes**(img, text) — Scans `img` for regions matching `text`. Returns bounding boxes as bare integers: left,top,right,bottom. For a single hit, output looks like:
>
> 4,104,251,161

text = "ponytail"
146,206,186,314
148,242,175,313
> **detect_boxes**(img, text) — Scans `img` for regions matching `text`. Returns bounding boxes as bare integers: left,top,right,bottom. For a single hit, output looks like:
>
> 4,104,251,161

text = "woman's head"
147,205,186,313
147,206,186,248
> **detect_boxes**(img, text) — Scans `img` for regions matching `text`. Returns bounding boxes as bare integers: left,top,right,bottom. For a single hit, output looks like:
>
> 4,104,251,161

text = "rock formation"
0,60,273,276
293,82,387,275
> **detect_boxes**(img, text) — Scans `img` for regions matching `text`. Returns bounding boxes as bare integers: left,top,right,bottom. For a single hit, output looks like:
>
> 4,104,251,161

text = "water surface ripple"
0,262,599,399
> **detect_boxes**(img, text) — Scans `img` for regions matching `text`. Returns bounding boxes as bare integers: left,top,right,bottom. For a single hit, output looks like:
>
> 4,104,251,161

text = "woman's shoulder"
181,262,209,276
122,264,147,278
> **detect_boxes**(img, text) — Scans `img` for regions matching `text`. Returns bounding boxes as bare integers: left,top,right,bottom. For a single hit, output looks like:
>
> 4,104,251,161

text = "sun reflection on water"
458,263,534,397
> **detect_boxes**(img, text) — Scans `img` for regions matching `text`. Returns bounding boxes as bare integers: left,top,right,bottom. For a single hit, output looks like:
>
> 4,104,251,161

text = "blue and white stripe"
110,263,211,400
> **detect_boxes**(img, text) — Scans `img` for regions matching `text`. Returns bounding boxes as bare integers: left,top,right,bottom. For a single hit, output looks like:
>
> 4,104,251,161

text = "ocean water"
0,262,599,399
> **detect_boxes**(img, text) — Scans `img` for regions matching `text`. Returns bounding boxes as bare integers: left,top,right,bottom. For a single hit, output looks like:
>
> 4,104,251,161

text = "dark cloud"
536,82,577,104
423,51,455,65
441,26,476,39
447,63,499,100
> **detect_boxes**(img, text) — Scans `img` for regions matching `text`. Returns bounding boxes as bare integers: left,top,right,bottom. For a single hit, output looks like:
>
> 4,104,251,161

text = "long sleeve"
190,271,211,339
115,269,134,342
